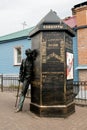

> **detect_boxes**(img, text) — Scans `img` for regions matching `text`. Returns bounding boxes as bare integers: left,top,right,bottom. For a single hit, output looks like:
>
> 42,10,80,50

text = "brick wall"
78,28,87,65
79,70,87,81
76,7,87,26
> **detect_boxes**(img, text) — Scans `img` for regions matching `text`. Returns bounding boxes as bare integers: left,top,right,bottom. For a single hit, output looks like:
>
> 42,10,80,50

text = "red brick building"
72,2,87,81
64,2,87,81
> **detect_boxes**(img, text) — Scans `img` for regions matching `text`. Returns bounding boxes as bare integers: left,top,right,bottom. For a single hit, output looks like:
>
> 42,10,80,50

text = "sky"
0,0,86,36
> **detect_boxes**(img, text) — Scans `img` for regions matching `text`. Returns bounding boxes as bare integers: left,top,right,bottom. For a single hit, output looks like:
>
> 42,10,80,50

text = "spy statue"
15,48,37,112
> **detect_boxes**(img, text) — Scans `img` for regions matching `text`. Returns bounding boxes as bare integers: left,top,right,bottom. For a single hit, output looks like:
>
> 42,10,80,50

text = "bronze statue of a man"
16,48,37,112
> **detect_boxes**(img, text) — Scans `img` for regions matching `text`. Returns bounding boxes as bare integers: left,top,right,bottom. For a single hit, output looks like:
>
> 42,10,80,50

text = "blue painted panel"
73,35,79,81
0,38,31,74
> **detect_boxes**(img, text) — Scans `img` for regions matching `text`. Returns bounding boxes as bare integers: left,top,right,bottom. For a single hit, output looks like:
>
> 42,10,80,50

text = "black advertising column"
29,10,75,117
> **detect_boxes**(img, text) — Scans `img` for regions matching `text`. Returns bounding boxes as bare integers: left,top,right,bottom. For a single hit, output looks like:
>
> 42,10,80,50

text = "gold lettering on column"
42,42,46,63
47,42,64,62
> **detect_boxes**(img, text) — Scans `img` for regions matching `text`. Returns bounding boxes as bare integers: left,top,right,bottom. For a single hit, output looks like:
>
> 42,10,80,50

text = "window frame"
13,46,22,66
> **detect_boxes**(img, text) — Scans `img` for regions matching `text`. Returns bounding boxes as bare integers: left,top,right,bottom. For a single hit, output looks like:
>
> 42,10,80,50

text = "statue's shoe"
15,108,22,113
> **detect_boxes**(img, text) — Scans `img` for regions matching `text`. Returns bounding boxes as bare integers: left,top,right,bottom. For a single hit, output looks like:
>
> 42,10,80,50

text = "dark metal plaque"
42,32,65,72
65,33,73,51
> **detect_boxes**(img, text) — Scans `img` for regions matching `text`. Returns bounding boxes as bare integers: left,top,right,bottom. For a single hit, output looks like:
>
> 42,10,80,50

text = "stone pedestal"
29,10,75,117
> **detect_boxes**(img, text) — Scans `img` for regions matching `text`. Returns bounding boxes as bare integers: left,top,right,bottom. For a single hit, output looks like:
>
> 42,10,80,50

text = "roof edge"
0,36,30,44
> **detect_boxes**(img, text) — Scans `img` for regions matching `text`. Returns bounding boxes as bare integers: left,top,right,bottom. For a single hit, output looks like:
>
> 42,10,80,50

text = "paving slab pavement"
0,91,87,130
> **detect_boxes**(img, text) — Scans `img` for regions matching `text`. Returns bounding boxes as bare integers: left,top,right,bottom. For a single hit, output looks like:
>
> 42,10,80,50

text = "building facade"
72,1,87,81
0,27,33,76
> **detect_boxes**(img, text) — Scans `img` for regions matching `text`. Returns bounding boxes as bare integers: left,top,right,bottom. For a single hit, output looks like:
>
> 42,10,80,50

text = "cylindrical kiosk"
29,10,75,117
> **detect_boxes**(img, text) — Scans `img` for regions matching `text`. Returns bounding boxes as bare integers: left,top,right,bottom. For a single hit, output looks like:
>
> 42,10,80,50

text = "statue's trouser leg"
18,79,30,110
18,95,25,110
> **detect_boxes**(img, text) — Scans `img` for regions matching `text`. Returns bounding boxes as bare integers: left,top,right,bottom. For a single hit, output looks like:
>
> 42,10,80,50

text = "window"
14,47,22,65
